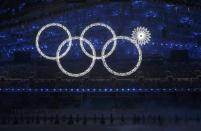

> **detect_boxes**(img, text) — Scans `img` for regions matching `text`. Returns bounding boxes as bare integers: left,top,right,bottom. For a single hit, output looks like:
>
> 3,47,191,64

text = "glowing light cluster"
36,22,151,77
0,88,198,93
131,27,151,45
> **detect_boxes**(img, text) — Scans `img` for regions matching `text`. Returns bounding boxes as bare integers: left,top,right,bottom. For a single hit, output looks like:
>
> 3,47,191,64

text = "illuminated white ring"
80,23,117,60
36,23,72,60
101,36,142,76
56,36,96,77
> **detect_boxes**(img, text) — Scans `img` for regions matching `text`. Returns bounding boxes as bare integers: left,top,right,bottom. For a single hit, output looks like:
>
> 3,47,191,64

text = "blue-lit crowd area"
0,0,201,130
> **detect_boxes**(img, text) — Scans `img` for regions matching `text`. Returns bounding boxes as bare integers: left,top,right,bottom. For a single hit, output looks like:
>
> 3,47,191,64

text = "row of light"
1,42,199,56
3,41,199,51
0,88,200,93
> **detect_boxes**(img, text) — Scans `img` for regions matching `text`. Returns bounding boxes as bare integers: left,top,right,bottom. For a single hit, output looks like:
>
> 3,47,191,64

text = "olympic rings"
102,36,142,76
80,23,117,60
35,22,151,77
56,37,96,77
36,23,72,60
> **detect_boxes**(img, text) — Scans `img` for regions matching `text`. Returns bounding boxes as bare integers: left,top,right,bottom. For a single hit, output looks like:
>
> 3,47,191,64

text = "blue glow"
0,87,200,93
145,10,158,18
180,16,193,25
0,1,200,61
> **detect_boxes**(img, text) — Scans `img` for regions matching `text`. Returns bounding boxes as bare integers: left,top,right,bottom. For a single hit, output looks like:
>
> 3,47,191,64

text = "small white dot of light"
93,89,96,91
188,88,190,91
116,89,119,91
65,89,68,91
59,88,62,91
174,88,177,91
150,89,153,91
82,89,85,91
99,89,102,91
121,88,125,91
46,89,49,91
127,89,130,91
104,88,108,91
132,88,136,91
0,88,2,91
76,89,79,91
80,22,117,60
71,88,73,91
139,88,142,91
17,89,20,91
110,89,113,91
87,89,90,91
53,88,56,91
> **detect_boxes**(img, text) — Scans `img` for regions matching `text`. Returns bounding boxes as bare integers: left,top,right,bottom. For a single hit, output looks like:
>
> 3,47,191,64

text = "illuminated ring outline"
80,23,117,60
36,23,72,60
56,36,96,77
101,36,142,76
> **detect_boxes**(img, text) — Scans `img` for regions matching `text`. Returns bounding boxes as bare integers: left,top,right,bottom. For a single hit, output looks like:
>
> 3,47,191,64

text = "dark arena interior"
0,0,201,130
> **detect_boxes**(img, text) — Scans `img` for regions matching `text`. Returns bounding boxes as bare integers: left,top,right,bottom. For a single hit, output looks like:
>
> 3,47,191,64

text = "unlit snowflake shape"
131,27,151,45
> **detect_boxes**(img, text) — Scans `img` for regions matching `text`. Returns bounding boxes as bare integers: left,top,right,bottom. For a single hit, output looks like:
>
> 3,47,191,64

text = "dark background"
0,0,201,130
